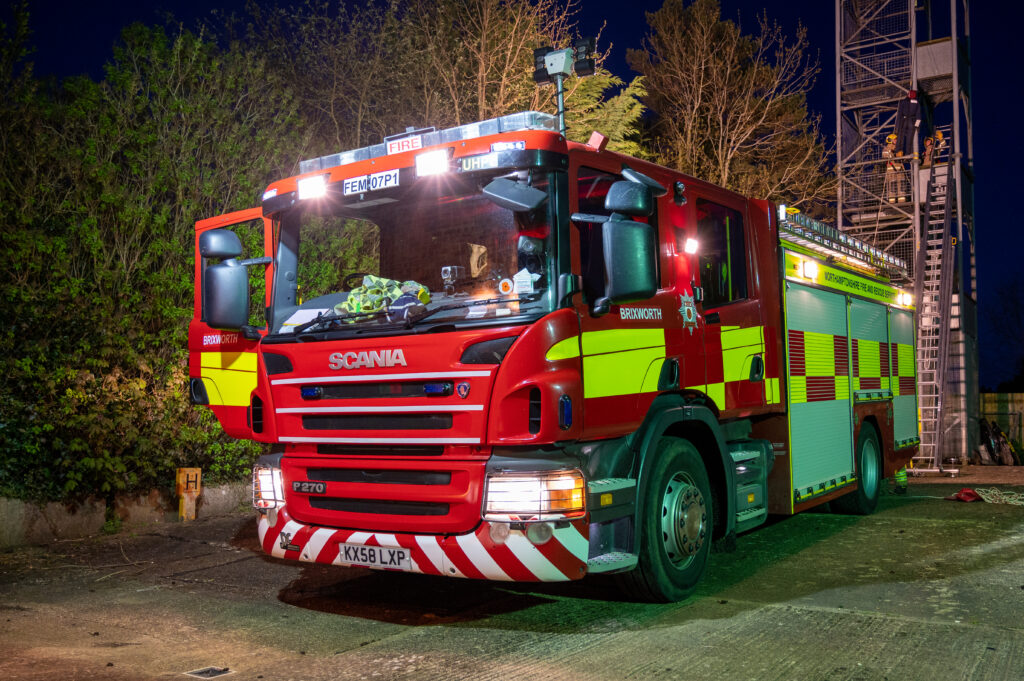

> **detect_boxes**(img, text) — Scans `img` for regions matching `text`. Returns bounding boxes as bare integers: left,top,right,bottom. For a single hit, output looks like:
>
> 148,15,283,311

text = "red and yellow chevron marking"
787,329,850,403
257,507,589,582
852,339,895,391
688,325,780,409
199,351,258,406
890,342,916,396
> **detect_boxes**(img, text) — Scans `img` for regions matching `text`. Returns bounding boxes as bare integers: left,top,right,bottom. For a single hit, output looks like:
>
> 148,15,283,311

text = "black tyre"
833,422,881,515
617,437,713,602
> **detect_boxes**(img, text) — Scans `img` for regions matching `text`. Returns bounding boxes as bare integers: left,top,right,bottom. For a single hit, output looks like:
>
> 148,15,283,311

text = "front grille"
283,454,483,533
302,414,453,431
316,444,445,456
307,468,451,485
313,382,444,399
309,497,449,516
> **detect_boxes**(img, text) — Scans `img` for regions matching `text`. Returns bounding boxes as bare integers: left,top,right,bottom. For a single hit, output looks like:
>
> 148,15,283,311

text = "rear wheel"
833,422,881,515
617,437,712,602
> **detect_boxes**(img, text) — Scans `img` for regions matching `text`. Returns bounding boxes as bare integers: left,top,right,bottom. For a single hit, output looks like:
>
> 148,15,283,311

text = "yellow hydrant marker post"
176,468,202,521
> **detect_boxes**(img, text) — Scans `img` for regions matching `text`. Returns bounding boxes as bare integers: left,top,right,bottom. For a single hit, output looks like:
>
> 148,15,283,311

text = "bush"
0,14,295,503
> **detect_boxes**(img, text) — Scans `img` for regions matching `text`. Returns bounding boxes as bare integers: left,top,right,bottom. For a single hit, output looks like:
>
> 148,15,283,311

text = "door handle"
750,355,765,382
705,312,720,324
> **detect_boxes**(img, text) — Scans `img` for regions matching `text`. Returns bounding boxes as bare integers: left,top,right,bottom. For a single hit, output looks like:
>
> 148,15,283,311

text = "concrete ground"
1,474,1023,681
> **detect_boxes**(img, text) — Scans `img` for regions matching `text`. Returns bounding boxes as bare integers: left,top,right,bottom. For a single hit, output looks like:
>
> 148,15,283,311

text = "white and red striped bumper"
257,507,590,582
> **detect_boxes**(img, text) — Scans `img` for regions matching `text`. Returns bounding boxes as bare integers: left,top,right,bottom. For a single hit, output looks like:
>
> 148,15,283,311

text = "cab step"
587,551,638,574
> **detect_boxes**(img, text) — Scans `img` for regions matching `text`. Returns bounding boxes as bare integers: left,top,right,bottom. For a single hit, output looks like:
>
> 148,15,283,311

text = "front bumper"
257,507,589,582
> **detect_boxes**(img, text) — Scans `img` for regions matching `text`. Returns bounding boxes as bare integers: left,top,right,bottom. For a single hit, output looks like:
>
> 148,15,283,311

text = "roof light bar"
299,111,557,174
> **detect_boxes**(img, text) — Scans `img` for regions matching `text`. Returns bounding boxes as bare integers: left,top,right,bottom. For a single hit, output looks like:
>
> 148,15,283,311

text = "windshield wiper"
293,309,391,335
402,297,526,328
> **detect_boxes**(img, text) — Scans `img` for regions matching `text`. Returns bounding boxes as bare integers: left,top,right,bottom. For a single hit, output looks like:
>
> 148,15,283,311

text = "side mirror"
482,177,548,212
605,181,654,217
199,228,243,259
204,260,249,330
594,218,657,313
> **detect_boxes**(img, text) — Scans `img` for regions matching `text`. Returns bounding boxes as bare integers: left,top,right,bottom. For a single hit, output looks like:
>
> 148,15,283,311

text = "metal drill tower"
835,0,975,471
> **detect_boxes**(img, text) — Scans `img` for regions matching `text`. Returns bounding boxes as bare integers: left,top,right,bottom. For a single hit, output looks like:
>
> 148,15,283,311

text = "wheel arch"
833,413,883,515
630,395,736,547
852,400,896,477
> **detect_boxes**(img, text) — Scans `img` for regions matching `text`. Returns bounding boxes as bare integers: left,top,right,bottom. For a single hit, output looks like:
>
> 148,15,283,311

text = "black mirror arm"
237,256,273,267
570,212,609,224
241,325,263,341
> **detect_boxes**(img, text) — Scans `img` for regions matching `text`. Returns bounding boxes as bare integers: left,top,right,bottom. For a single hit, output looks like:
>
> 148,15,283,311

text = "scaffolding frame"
836,0,975,473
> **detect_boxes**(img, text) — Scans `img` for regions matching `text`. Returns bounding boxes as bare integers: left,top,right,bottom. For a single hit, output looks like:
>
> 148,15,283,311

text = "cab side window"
575,167,620,303
575,166,660,302
696,199,746,307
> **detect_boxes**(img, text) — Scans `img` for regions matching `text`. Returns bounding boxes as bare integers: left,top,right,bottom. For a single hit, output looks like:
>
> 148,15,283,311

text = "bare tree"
408,0,578,124
628,0,832,209
248,0,644,153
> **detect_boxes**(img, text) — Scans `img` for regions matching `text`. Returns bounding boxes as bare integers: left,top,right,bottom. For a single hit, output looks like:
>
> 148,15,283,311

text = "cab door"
692,195,766,415
568,157,683,439
662,183,707,402
188,207,271,438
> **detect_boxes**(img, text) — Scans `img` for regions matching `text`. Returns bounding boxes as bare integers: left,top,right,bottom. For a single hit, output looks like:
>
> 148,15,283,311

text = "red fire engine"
189,111,919,601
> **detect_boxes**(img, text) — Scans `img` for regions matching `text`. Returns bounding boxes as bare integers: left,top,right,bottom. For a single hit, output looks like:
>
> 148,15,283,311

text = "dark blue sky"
24,1,1023,386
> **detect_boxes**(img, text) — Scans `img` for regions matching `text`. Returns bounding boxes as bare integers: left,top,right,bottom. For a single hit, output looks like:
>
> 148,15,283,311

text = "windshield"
269,171,555,337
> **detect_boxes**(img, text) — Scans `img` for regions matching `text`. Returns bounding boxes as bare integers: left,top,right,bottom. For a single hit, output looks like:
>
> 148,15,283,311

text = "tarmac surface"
2,471,1023,681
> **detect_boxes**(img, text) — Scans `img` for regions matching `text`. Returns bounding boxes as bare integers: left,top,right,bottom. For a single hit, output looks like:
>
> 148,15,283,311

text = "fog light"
483,469,585,522
253,465,285,509
488,521,511,545
525,522,554,545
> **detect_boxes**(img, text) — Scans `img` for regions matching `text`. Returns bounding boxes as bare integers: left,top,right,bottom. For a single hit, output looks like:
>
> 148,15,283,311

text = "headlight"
483,470,585,521
252,465,285,509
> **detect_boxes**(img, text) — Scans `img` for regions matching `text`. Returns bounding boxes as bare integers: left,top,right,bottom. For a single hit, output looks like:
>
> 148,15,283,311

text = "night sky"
22,0,1024,387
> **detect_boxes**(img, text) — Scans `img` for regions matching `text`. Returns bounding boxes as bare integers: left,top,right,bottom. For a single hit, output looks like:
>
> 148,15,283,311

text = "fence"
980,393,1024,448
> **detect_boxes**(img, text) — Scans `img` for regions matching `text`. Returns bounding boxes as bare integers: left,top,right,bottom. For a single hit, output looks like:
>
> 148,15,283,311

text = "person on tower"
894,89,921,158
883,133,903,203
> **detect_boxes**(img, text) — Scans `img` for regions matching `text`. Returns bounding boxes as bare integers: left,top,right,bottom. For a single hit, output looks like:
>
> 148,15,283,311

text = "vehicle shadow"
232,491,1023,632
277,567,559,625
255,509,865,630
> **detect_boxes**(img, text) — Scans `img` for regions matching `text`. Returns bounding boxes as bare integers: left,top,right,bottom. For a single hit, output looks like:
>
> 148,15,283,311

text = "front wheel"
617,437,713,602
833,422,882,515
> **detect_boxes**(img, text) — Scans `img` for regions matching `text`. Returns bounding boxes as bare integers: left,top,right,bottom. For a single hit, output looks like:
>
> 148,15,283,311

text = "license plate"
338,543,411,571
292,481,326,494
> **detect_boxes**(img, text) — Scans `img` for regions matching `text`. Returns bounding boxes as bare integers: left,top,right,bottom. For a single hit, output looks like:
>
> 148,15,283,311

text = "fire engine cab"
189,111,919,602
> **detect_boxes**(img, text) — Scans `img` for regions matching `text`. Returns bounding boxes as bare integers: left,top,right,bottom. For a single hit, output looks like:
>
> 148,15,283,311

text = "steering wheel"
342,272,372,291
